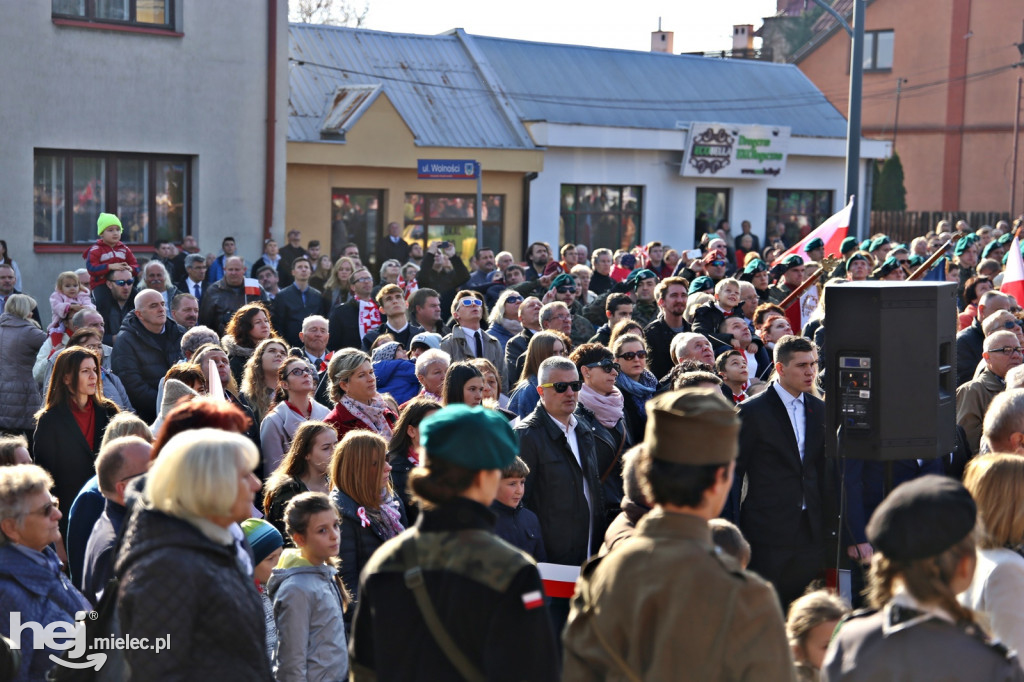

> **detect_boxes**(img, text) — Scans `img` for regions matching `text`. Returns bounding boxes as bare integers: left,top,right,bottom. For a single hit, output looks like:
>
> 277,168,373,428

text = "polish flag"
538,562,580,599
1002,237,1024,305
244,277,262,297
772,197,855,267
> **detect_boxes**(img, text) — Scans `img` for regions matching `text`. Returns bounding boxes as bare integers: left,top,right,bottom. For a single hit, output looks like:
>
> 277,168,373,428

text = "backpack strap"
400,532,485,682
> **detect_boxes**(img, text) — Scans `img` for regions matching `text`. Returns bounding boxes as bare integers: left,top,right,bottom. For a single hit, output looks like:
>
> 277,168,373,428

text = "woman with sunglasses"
571,343,631,523
486,289,524,355
261,357,331,475
508,330,571,418
612,333,657,444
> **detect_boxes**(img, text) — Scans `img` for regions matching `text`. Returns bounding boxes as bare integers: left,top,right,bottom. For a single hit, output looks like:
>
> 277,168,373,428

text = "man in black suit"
271,256,326,348
726,334,827,608
176,253,208,304
377,221,410,265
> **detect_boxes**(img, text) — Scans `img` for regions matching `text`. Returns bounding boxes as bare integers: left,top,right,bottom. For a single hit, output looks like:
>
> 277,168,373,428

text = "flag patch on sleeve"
521,590,544,610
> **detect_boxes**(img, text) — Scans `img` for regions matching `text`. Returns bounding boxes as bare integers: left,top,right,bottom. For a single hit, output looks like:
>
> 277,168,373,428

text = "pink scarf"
357,298,381,339
579,384,625,428
340,394,393,439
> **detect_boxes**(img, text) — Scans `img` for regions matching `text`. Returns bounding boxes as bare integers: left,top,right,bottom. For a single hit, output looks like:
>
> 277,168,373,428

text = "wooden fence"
869,211,1013,244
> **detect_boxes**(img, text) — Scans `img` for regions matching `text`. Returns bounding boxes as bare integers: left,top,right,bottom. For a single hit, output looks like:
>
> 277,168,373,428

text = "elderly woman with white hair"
411,347,450,403
0,464,91,682
114,428,271,680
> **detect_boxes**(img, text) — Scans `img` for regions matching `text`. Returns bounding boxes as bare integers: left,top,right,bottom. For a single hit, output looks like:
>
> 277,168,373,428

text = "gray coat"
267,554,349,682
0,312,47,430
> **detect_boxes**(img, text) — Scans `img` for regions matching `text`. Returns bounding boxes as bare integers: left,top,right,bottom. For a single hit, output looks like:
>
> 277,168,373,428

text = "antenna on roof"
658,17,662,32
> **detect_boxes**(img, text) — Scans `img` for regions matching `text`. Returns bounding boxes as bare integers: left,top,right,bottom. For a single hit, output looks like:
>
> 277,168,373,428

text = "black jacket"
377,237,410,265
198,278,269,336
110,315,184,423
115,505,273,681
491,500,546,561
270,283,327,348
416,253,470,315
644,314,689,381
504,328,536,383
92,283,138,346
362,321,424,352
327,298,365,351
575,403,629,522
515,403,605,566
956,319,984,387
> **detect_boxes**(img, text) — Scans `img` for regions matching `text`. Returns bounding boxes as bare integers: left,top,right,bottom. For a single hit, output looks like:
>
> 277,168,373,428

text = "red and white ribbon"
357,506,370,528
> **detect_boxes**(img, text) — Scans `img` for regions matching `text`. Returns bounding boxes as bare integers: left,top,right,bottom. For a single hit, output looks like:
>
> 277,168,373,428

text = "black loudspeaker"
824,281,956,461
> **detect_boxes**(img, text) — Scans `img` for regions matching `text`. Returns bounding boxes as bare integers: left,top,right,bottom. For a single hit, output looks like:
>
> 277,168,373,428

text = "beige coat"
562,509,796,682
955,367,1004,453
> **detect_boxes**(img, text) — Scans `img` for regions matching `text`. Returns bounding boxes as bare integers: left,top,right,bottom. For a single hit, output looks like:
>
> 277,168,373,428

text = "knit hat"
840,236,859,255
805,237,825,252
867,475,975,561
549,273,576,291
644,388,740,465
97,213,122,235
240,518,284,565
372,341,402,363
420,405,518,470
688,276,715,295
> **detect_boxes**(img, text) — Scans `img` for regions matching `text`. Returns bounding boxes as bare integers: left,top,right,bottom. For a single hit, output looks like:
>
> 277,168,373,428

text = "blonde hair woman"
240,337,288,423
323,349,397,440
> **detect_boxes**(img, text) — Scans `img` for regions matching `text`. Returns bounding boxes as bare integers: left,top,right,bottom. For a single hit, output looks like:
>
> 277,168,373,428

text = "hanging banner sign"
681,122,790,178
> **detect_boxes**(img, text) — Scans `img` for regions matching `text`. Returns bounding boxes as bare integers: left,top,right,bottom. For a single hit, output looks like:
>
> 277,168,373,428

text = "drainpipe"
263,0,278,241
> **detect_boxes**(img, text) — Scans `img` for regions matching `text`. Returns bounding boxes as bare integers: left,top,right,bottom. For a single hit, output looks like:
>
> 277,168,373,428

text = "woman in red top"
323,349,397,440
32,346,119,538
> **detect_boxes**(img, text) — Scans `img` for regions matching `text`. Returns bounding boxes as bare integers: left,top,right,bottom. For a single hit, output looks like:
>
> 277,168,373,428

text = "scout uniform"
562,389,796,682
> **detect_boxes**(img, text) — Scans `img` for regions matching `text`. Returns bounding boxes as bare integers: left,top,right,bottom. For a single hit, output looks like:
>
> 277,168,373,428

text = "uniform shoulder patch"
521,590,544,610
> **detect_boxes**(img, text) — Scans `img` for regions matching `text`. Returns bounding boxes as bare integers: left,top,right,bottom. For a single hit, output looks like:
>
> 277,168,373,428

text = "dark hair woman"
385,397,441,525
441,361,486,407
260,357,330,474
262,420,337,545
349,405,559,680
223,302,276,386
33,346,119,538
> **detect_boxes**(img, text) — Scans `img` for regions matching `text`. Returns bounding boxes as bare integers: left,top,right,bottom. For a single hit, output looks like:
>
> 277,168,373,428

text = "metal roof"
472,35,849,138
289,24,536,149
288,25,850,147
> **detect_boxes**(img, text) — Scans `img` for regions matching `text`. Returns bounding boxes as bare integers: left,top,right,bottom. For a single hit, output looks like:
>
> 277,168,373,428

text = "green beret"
954,235,978,256
872,256,901,279
420,405,518,471
868,236,890,252
782,254,805,270
805,237,825,252
846,252,869,270
982,240,1003,259
743,258,767,274
625,268,657,288
999,233,1014,246
549,273,576,291
841,236,859,254
859,239,872,251
908,255,925,268
688,276,714,295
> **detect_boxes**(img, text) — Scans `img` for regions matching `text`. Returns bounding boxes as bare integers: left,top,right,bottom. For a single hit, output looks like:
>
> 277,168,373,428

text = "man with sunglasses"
957,330,1023,452
516,356,603,632
549,274,595,347
93,269,139,346
440,290,505,388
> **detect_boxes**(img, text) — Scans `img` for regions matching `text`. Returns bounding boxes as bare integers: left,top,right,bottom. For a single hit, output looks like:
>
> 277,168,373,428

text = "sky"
295,0,780,54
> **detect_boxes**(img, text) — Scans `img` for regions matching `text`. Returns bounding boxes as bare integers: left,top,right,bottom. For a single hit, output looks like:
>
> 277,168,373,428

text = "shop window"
34,149,190,246
560,185,642,252
331,189,384,263
695,188,731,247
403,193,504,264
52,0,173,29
766,189,835,247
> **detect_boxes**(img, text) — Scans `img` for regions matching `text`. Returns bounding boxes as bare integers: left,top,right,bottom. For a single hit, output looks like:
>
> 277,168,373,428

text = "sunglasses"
585,359,621,374
506,296,524,304
540,380,583,393
616,350,648,361
555,286,577,294
460,298,483,307
288,366,316,377
709,260,727,267
110,279,134,287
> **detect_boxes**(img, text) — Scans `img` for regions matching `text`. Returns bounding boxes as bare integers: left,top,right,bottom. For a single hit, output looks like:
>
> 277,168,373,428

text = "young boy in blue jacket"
491,456,546,561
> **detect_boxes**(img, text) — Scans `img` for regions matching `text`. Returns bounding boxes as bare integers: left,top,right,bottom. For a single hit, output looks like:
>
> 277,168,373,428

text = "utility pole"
1012,77,1021,218
892,78,908,153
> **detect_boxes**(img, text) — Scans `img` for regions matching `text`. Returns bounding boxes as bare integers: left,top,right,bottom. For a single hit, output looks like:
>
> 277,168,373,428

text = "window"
560,185,642,252
331,189,384,263
34,149,190,246
766,190,835,247
695,188,731,246
403,193,504,264
863,30,894,71
52,0,173,28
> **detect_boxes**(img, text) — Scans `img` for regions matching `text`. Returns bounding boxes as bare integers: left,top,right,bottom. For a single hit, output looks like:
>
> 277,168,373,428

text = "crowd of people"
2,212,1024,680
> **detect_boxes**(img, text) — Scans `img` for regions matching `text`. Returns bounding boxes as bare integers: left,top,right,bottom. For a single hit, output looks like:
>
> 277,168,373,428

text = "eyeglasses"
506,296,523,304
460,298,483,307
585,359,621,374
110,279,134,287
352,276,373,285
616,350,648,361
709,260,727,267
555,286,577,294
990,346,1024,356
22,496,59,518
540,381,583,393
550,313,571,321
288,366,316,377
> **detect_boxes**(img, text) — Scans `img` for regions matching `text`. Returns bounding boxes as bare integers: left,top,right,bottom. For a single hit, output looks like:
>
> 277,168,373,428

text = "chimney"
651,17,674,54
733,24,754,51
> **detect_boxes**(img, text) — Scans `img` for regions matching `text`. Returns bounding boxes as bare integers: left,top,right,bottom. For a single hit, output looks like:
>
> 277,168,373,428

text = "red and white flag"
357,298,381,339
537,562,580,599
772,197,855,267
1002,237,1024,305
244,277,262,297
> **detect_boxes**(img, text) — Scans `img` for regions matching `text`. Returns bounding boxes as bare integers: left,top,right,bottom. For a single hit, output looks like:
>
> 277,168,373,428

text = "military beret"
872,256,902,279
625,268,657,288
868,236,891,252
688,276,715,295
840,236,859,254
805,237,825,252
889,243,909,256
420,405,518,471
549,273,576,290
867,475,976,561
998,233,1014,246
859,239,872,251
644,388,740,465
982,240,1003,260
954,234,979,256
543,261,565,277
907,254,925,268
619,254,637,270
846,252,870,270
743,258,768,275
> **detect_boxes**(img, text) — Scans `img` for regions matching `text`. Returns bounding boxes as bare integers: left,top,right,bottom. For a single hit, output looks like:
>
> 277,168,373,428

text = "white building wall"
0,1,287,316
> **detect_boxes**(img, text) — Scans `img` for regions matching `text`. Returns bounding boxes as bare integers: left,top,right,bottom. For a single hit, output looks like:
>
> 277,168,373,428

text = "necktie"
193,283,201,300
474,330,484,357
790,398,804,461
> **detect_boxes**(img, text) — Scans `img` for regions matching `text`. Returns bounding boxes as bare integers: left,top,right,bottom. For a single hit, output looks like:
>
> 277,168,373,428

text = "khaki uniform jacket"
955,367,1004,453
563,509,795,682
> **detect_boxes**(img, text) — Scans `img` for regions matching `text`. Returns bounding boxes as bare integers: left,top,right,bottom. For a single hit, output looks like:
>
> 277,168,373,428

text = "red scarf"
357,298,381,339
